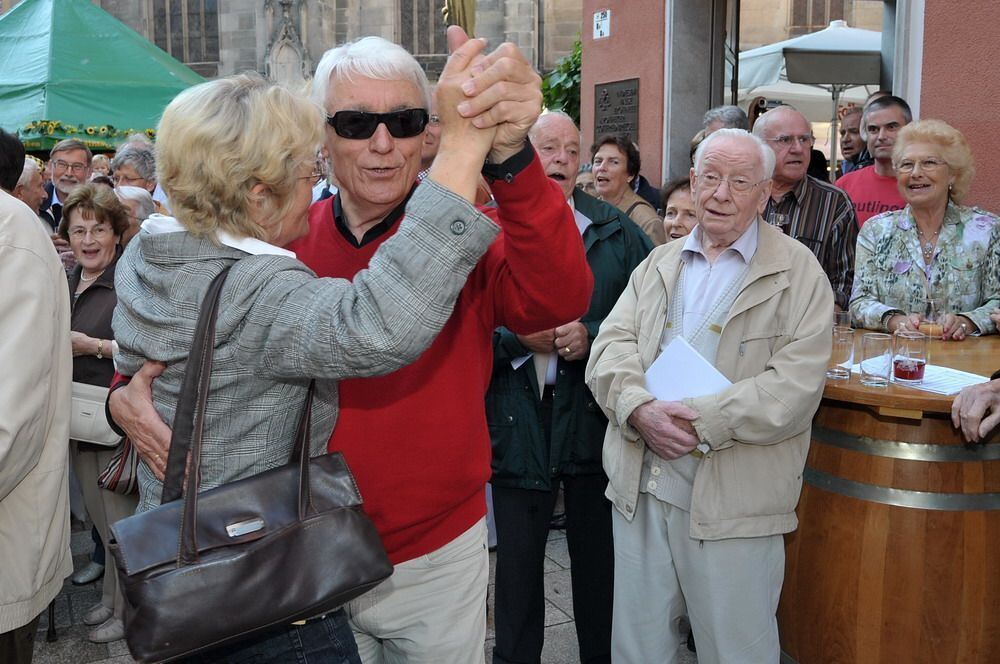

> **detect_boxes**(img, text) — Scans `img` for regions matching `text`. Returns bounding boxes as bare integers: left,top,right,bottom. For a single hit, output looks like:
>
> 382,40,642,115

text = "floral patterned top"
850,202,1000,333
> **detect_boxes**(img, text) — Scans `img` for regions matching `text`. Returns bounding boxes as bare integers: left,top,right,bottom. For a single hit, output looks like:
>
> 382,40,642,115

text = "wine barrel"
778,398,1000,663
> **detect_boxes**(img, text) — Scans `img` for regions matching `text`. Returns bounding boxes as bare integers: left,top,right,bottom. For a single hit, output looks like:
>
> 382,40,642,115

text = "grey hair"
311,37,431,112
528,110,580,143
111,144,157,181
703,105,749,131
860,95,912,142
17,157,41,188
115,185,156,221
693,128,775,181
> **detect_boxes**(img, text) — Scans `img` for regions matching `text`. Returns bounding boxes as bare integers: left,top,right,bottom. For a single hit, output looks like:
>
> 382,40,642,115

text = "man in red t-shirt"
836,95,912,227
110,33,592,663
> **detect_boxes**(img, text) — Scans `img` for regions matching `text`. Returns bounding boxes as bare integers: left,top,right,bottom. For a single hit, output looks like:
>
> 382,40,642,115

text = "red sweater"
287,154,593,563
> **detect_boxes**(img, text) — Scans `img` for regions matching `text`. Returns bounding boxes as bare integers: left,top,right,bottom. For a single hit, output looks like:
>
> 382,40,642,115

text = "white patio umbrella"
738,20,882,180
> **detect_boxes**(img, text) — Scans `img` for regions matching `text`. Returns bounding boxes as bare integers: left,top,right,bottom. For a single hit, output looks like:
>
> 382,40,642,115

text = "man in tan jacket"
0,147,73,663
586,129,832,663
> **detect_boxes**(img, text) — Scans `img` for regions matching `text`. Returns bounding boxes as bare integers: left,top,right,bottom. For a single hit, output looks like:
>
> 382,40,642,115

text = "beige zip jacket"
0,192,73,632
586,219,833,540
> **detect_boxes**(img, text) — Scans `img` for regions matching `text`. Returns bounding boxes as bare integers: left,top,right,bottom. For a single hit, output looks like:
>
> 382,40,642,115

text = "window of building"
150,0,220,77
399,0,448,79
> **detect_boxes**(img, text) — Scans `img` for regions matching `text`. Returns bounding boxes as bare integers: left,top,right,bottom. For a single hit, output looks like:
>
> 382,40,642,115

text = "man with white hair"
752,105,858,310
110,30,592,663
114,185,155,246
13,159,47,216
587,128,832,663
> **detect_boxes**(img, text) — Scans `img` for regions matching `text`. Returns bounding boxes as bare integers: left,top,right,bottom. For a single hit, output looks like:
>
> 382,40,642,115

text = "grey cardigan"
113,180,499,512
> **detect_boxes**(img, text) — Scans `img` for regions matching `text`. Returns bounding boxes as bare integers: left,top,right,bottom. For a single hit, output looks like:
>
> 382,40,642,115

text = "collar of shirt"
139,213,297,258
333,186,414,248
568,193,592,236
681,218,759,266
50,187,62,207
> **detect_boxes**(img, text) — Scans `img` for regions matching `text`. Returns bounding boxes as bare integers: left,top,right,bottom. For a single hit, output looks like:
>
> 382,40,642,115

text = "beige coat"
586,219,832,540
0,192,73,632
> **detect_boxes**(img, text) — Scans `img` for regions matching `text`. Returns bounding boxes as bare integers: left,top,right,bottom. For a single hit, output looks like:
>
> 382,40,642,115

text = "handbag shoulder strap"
161,267,231,503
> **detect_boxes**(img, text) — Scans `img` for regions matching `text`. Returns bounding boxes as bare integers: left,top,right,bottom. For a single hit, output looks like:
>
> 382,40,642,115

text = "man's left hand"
456,41,543,163
554,322,589,362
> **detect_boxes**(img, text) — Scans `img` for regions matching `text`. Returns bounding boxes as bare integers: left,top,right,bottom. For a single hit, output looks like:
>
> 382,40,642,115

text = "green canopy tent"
0,0,205,152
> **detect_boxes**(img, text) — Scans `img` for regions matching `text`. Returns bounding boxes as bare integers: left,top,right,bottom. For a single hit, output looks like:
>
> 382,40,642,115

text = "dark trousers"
492,474,614,664
178,609,360,664
0,614,41,664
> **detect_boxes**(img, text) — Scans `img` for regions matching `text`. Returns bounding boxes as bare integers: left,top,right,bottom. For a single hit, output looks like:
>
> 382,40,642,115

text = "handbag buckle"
226,518,265,538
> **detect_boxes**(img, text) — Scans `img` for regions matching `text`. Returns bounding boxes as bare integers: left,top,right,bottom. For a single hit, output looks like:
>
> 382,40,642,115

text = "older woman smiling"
849,119,1000,339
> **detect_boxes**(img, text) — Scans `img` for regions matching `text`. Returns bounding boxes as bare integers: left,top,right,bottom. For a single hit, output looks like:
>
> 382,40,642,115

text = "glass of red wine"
892,329,928,384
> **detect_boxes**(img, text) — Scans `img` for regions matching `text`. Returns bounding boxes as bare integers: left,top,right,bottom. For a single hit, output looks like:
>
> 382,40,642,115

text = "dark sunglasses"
326,109,430,139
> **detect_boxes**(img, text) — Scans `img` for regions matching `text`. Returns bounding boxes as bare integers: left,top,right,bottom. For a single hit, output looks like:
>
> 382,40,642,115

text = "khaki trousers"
71,442,139,619
345,518,489,664
611,492,784,664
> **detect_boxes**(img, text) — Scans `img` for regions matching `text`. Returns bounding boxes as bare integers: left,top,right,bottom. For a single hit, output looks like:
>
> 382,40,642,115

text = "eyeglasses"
325,109,430,139
68,225,112,240
696,172,765,194
53,159,89,174
113,173,146,185
765,134,815,148
895,158,948,174
295,157,327,185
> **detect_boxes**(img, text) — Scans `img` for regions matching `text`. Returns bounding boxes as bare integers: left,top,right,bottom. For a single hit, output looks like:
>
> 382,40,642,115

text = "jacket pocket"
488,416,525,481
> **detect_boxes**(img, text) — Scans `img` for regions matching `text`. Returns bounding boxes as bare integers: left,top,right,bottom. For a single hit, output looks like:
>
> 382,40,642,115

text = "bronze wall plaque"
593,78,639,140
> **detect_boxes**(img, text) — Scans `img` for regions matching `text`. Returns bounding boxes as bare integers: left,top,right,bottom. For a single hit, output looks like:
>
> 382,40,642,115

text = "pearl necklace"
915,225,940,262
80,270,104,283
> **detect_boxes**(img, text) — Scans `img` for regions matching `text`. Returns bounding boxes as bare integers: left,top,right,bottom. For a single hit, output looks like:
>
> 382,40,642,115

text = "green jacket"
486,190,654,490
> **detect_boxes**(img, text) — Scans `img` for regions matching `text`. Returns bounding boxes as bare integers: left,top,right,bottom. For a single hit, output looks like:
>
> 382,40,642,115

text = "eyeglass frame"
763,134,815,149
52,158,89,174
694,171,769,194
67,224,114,240
894,158,949,174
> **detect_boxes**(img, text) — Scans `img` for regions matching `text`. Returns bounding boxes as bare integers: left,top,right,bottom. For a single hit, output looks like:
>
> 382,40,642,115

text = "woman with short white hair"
113,185,154,246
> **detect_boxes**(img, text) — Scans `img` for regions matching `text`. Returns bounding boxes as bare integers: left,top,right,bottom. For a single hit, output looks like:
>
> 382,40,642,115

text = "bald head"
529,112,581,199
752,106,814,188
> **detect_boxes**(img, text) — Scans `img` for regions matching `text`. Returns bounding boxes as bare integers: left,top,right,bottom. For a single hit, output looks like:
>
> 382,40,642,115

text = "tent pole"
829,85,842,183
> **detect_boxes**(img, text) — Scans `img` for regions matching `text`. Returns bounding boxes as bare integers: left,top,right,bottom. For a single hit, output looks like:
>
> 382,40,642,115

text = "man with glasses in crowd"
835,95,912,227
110,30,592,663
752,105,858,310
40,138,92,230
586,128,832,663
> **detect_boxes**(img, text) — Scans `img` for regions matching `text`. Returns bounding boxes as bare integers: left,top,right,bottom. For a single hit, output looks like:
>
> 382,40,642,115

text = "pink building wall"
580,1,666,186
919,3,1000,213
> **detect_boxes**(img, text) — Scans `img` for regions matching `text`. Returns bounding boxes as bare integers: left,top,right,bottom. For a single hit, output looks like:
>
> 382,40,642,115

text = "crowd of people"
1,24,999,664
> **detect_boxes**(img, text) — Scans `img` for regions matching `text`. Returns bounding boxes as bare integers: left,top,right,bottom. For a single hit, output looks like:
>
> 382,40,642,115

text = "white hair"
528,110,580,144
17,158,40,188
693,128,775,180
311,37,431,112
115,185,156,221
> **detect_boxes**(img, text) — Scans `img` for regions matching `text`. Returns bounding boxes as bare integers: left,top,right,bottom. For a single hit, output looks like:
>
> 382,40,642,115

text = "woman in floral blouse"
849,119,1000,339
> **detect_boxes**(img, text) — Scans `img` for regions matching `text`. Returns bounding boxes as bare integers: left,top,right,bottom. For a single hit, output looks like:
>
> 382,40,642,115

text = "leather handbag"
108,268,393,663
70,381,122,445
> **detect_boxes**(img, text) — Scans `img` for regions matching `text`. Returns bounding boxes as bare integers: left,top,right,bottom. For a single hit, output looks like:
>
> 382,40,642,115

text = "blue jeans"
178,609,361,664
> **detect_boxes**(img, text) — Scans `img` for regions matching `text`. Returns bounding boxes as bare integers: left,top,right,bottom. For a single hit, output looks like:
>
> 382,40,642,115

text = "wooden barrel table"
778,336,1000,664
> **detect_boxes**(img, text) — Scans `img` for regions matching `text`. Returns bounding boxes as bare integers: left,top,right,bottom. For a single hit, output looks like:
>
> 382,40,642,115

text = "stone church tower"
82,0,582,82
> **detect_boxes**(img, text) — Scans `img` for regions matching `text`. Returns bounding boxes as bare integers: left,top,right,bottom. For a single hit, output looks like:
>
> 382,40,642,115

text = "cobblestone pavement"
35,523,697,663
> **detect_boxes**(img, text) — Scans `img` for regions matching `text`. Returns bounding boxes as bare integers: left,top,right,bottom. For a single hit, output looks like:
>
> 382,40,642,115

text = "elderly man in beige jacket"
0,183,73,663
586,128,832,663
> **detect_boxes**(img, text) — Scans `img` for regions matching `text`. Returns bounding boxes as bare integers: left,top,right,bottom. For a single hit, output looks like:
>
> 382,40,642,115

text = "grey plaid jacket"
113,180,499,512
